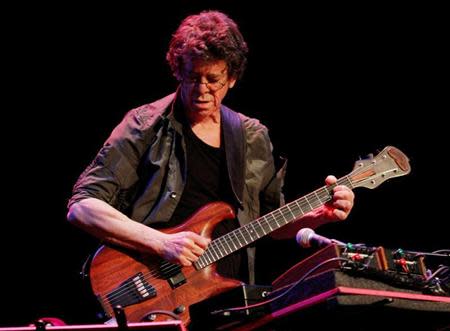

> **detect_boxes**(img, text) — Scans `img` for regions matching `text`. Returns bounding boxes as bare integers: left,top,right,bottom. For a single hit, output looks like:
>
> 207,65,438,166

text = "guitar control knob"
173,305,185,314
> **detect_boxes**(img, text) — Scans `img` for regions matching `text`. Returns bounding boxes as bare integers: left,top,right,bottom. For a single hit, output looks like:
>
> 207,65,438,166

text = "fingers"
325,175,353,195
179,232,209,266
325,175,337,185
332,198,353,216
165,231,211,267
325,175,354,200
324,175,355,221
180,247,201,267
190,232,210,249
332,208,348,220
333,187,355,204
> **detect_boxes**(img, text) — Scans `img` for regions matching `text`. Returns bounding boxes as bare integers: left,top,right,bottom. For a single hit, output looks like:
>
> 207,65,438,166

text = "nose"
195,81,211,94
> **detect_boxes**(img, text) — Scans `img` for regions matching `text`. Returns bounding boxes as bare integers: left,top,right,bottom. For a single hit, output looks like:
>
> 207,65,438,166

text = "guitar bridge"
106,272,156,308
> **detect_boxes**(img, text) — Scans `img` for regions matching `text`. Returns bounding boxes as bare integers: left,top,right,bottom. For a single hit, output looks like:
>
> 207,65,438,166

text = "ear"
228,78,237,89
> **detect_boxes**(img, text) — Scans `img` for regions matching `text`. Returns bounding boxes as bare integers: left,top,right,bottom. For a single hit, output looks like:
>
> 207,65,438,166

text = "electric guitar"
88,146,411,324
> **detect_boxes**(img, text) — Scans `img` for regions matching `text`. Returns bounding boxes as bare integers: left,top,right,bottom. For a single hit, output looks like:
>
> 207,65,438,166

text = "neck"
186,109,221,127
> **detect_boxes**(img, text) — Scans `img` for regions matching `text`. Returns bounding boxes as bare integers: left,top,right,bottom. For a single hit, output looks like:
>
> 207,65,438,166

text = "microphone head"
296,228,335,248
296,228,315,248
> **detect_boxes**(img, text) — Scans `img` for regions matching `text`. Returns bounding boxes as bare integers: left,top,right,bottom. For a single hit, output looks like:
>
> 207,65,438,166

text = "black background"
2,2,448,326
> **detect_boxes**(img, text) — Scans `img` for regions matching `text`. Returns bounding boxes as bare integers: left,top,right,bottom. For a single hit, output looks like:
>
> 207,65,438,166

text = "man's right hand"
159,231,210,267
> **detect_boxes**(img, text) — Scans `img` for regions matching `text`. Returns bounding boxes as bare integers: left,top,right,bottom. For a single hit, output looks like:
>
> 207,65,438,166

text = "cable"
431,249,450,255
142,310,180,321
210,257,351,317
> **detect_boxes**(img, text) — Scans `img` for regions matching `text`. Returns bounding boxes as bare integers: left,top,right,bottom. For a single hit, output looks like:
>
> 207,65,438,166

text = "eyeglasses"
181,76,227,92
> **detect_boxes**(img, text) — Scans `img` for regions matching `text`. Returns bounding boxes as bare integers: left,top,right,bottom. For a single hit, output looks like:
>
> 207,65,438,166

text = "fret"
272,209,283,227
229,230,244,251
232,229,247,247
216,239,228,256
304,194,315,210
195,259,203,269
222,236,233,253
240,228,250,245
278,208,289,224
313,191,322,206
208,244,218,261
199,254,206,266
316,188,326,203
321,188,332,203
294,200,305,215
227,232,239,251
300,197,312,212
290,203,299,217
206,249,216,264
268,212,279,228
308,192,321,209
297,200,308,214
204,251,213,264
265,215,274,231
285,203,297,219
225,232,237,250
196,256,205,269
258,220,269,235
259,220,268,234
337,176,350,187
209,245,221,261
245,224,257,241
251,222,262,239
241,225,253,242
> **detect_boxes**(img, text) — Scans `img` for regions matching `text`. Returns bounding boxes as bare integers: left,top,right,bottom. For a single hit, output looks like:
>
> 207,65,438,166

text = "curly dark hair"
166,10,248,81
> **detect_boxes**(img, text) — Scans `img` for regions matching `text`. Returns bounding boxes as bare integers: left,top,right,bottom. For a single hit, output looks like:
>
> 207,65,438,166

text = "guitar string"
99,174,358,305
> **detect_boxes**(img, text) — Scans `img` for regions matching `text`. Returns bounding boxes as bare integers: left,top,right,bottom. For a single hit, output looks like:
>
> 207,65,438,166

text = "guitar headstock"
349,146,411,189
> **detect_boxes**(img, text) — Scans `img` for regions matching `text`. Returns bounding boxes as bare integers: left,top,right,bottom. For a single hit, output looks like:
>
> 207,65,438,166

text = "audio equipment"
0,321,186,331
189,284,272,330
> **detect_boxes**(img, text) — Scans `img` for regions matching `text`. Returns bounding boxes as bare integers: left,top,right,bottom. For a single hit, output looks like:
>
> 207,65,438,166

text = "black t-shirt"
169,123,248,282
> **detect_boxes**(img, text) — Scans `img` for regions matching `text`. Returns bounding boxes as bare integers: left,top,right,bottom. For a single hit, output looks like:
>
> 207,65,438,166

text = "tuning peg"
365,153,374,159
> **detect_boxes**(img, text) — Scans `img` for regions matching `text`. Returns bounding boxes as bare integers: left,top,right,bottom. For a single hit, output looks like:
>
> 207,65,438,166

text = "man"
67,9,354,314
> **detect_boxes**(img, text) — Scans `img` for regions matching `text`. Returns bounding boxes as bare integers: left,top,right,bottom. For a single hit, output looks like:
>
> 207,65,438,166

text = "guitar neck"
194,176,354,269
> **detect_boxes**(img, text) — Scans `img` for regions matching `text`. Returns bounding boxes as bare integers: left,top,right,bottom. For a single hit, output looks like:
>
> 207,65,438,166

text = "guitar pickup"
168,272,187,289
160,262,187,288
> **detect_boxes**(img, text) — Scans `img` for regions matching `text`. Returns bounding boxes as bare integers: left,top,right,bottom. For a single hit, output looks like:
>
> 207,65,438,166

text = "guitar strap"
222,106,262,284
221,105,245,208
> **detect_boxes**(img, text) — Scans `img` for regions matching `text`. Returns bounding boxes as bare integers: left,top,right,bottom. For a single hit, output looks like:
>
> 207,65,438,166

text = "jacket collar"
165,90,245,207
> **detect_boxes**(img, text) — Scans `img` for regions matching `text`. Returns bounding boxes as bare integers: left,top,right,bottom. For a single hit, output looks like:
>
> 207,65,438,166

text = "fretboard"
194,176,353,270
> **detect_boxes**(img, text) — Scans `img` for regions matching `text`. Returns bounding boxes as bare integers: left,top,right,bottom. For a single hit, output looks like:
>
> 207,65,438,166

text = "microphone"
296,228,345,248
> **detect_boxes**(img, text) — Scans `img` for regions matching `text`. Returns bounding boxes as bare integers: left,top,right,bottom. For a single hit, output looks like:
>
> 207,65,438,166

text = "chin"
192,104,213,113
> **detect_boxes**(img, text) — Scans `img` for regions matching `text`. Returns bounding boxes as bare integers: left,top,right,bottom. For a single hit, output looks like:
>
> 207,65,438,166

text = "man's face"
180,58,236,117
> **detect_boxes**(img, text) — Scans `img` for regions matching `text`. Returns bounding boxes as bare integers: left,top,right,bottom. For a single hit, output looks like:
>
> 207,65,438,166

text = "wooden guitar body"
90,202,242,324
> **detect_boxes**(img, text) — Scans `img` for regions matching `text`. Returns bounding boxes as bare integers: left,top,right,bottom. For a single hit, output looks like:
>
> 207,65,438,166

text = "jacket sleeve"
67,105,161,210
242,116,286,218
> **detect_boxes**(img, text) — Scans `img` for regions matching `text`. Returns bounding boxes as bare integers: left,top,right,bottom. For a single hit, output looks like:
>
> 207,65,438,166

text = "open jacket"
69,92,286,283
